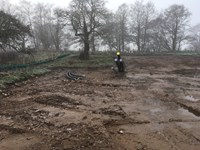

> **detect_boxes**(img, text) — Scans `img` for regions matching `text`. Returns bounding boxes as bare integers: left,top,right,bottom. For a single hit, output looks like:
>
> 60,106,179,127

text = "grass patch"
0,68,50,89
0,52,114,89
42,53,114,68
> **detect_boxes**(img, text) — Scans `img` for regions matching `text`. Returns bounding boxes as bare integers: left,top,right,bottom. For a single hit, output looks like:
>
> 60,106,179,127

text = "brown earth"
0,55,200,150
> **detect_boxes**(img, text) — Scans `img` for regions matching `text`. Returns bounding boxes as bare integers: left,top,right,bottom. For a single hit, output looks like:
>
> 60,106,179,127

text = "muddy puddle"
178,107,200,119
184,95,199,102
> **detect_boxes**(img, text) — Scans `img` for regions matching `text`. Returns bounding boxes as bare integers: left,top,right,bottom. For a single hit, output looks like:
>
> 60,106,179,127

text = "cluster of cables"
66,71,85,80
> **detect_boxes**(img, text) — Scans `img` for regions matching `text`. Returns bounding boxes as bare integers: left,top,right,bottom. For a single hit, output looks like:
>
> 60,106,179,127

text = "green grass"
0,68,50,89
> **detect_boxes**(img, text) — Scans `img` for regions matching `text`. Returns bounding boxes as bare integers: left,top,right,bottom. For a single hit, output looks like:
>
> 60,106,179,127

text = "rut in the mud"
1,55,200,150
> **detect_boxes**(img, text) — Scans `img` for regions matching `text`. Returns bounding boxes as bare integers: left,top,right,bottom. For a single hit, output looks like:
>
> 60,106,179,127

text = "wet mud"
1,55,200,150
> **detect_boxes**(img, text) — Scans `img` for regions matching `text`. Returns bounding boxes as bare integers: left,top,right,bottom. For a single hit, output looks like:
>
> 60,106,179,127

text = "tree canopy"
0,0,197,57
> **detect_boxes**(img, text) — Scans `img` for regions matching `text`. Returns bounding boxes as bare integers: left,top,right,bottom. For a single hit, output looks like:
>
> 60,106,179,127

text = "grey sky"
10,0,200,25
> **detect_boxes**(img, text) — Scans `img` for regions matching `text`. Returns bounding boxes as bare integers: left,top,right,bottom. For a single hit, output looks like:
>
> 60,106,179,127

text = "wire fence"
0,53,71,72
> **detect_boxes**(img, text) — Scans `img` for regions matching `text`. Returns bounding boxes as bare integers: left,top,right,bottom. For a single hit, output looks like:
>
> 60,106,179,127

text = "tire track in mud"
176,126,200,143
0,91,88,132
0,97,107,149
103,118,150,127
176,102,200,117
1,56,200,150
0,99,34,110
33,93,84,109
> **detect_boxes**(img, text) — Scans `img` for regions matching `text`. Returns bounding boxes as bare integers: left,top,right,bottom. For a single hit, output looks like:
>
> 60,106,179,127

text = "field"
0,54,200,150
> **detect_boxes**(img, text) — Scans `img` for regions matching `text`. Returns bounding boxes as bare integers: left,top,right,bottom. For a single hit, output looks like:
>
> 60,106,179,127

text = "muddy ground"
0,55,200,150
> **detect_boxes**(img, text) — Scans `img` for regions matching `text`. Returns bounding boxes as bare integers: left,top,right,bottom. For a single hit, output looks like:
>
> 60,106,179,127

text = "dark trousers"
116,61,124,72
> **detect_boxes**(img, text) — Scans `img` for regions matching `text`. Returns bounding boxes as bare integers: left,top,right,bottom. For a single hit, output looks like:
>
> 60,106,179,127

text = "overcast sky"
10,0,200,26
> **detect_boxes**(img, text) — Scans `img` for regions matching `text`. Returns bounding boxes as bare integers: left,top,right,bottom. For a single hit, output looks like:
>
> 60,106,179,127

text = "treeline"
0,0,199,59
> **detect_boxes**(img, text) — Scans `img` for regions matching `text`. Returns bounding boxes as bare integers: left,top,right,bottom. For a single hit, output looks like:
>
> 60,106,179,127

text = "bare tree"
50,8,66,50
162,4,191,51
14,0,36,50
188,24,200,51
190,34,200,51
148,15,166,52
100,12,117,51
115,3,129,52
130,1,156,52
68,0,107,59
33,3,53,50
130,1,144,52
142,2,156,52
101,4,130,52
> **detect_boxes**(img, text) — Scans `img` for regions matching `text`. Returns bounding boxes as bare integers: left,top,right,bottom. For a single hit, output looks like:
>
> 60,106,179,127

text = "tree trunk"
172,35,177,51
84,41,89,59
55,44,60,51
80,21,90,60
172,21,178,51
80,35,90,60
122,23,125,52
91,33,96,52
122,35,125,52
137,24,141,52
142,20,148,52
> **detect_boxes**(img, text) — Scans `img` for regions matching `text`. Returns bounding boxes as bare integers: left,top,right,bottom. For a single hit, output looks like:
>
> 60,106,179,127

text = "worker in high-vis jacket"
114,51,125,72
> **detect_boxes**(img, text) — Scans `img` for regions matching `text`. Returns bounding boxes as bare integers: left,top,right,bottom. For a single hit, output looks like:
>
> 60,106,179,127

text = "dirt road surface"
1,55,200,150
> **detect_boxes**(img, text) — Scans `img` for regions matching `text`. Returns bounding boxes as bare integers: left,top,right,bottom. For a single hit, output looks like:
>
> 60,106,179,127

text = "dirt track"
1,55,200,150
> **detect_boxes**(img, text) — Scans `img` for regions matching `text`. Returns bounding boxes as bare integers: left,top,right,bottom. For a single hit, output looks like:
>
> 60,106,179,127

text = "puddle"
185,96,199,102
150,108,162,113
178,102,200,117
178,108,200,119
144,99,161,106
